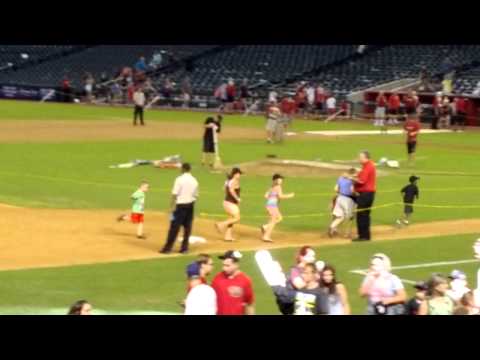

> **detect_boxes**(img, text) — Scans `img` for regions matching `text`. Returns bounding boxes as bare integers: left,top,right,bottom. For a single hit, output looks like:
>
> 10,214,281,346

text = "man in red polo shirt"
352,151,377,242
387,92,401,125
211,250,255,315
404,115,421,164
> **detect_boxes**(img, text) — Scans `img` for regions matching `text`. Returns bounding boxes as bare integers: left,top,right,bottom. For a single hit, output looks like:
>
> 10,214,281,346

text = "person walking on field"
133,86,146,126
260,174,295,242
328,168,357,238
387,92,400,125
201,116,222,168
215,168,242,242
374,91,387,127
117,181,149,239
396,175,420,227
160,163,199,254
352,151,376,242
403,114,421,165
212,250,255,315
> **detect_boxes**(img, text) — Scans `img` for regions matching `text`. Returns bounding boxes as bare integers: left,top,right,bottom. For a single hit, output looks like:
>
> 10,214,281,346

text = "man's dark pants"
356,192,375,240
133,105,144,125
162,203,194,253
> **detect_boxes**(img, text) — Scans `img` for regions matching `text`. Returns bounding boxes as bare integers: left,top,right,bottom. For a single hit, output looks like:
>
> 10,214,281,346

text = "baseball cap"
409,175,420,183
272,173,284,181
186,262,201,279
218,250,243,262
413,281,428,291
448,269,467,281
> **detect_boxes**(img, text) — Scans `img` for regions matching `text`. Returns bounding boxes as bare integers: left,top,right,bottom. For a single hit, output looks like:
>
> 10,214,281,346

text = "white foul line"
350,259,480,285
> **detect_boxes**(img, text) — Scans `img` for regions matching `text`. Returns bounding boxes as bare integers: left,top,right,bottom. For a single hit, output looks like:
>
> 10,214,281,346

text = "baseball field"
0,99,479,315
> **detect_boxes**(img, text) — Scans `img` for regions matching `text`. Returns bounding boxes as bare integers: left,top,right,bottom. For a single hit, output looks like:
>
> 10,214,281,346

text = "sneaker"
396,219,403,226
403,220,409,225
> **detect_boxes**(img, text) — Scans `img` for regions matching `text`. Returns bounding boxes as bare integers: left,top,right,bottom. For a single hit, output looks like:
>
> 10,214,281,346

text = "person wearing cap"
329,168,357,238
160,163,199,254
403,113,421,165
184,261,217,315
404,281,428,315
186,254,214,293
211,250,255,315
446,270,470,304
260,173,295,242
359,253,407,315
215,168,242,242
352,151,376,242
396,175,420,227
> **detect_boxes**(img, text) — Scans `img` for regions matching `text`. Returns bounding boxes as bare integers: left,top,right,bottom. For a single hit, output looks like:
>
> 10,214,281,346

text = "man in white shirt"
133,86,146,126
184,262,217,315
326,95,337,116
160,163,199,254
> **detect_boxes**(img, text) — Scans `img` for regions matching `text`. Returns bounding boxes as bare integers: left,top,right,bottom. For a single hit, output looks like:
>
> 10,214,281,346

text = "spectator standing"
163,77,173,105
359,253,407,315
405,281,428,315
273,263,329,315
319,264,351,315
306,84,316,117
352,151,376,242
84,73,95,103
452,96,467,131
181,76,192,108
418,274,455,315
67,300,92,315
294,84,307,116
184,261,217,315
186,254,214,293
212,250,255,315
431,92,443,129
374,91,387,127
446,270,471,304
160,163,199,254
329,168,357,238
226,79,236,112
315,85,326,115
439,97,452,129
133,86,146,126
387,91,401,125
265,102,281,144
453,291,479,315
326,94,337,116
61,76,72,103
134,56,147,73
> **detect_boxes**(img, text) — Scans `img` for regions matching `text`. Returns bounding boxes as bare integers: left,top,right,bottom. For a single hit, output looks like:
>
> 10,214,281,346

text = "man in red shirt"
403,115,421,164
280,95,297,128
211,250,255,315
352,151,377,242
387,92,401,125
453,96,467,132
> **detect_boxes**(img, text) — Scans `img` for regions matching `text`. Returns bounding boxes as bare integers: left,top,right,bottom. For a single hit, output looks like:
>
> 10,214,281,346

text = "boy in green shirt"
117,181,149,239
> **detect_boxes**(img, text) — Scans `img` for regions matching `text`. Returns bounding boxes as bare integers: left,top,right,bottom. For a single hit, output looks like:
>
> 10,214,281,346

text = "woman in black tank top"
215,167,242,242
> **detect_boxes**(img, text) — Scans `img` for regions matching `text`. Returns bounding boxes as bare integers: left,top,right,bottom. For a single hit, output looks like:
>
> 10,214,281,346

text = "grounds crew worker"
160,163,199,254
352,151,376,242
133,86,146,126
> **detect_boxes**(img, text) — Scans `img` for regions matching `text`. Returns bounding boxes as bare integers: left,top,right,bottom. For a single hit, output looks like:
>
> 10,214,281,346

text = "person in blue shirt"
328,168,357,238
134,56,147,72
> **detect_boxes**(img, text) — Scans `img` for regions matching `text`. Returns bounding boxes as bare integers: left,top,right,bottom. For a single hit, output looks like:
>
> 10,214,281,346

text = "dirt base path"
0,120,265,143
0,205,479,271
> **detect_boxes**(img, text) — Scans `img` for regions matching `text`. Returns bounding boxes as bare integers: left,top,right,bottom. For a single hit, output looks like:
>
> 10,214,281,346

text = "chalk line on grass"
305,129,452,136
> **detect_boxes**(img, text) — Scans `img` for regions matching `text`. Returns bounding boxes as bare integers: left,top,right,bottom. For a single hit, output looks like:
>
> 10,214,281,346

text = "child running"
215,167,242,241
117,181,149,239
396,175,420,227
328,168,357,238
260,174,295,242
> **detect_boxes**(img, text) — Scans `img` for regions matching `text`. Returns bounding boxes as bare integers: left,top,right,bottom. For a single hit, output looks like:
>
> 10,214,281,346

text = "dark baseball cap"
413,281,428,291
409,175,420,183
218,250,243,262
272,173,284,181
186,262,200,279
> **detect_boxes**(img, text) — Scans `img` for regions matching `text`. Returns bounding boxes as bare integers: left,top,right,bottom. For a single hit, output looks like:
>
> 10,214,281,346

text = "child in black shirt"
396,176,420,226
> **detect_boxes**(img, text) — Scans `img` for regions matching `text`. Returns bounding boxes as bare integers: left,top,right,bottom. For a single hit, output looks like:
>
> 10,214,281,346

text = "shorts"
203,137,215,153
131,213,144,224
407,141,417,154
375,107,386,118
332,195,355,219
266,119,278,132
266,206,281,218
404,204,414,214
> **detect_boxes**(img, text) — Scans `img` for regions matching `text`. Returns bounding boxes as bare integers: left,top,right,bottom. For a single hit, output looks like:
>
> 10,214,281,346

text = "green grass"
0,100,479,314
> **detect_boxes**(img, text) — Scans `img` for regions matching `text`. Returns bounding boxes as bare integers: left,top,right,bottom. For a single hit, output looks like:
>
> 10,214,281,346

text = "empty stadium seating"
0,45,217,88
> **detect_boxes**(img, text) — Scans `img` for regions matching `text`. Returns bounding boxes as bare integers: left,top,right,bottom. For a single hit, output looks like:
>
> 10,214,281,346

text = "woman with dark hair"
215,167,242,242
418,274,455,315
319,265,351,315
67,300,92,315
